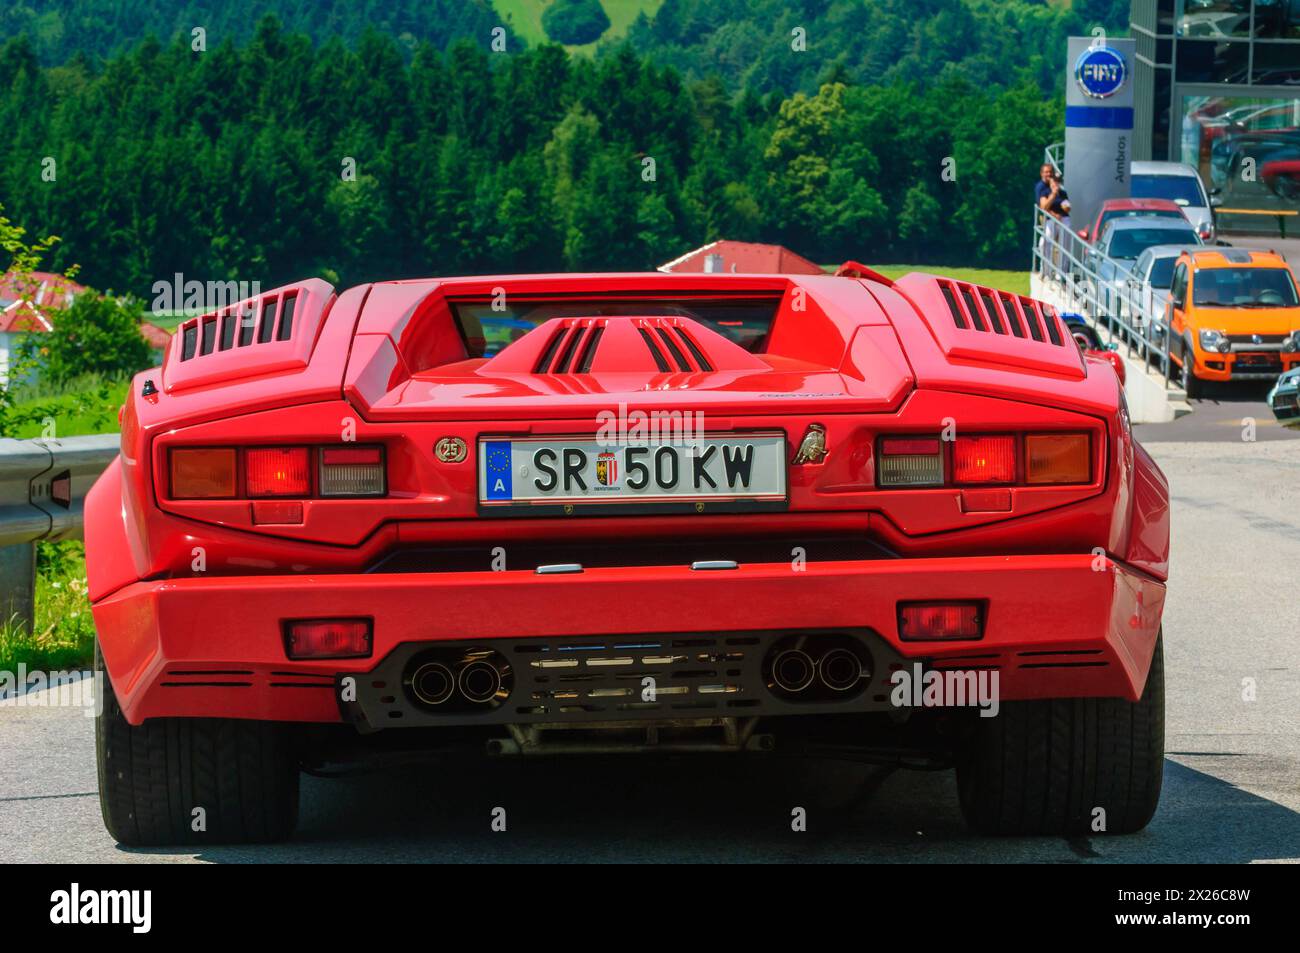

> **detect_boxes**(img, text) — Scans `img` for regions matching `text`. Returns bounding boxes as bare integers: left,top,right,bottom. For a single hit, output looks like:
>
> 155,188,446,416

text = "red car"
86,268,1169,844
1261,159,1300,201
1077,197,1190,244
1063,314,1127,386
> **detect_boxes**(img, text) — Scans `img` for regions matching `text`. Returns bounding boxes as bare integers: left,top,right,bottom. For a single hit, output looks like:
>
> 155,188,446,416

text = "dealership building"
1131,0,1300,219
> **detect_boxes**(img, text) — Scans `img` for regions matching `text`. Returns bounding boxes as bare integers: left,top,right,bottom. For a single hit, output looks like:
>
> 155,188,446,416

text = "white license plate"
479,434,787,506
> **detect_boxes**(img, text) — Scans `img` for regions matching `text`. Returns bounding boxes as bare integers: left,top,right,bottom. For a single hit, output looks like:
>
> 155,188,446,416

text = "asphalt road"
1135,382,1300,443
2,430,1298,863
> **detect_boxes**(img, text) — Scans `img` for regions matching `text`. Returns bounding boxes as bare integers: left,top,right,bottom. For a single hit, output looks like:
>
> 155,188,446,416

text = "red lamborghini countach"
86,267,1169,844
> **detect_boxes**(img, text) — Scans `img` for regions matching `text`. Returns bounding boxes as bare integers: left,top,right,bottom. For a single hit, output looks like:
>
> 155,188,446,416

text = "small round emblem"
1074,46,1126,100
435,437,467,463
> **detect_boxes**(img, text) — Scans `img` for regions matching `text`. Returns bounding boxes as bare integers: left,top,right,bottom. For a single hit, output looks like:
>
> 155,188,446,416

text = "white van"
1131,160,1216,243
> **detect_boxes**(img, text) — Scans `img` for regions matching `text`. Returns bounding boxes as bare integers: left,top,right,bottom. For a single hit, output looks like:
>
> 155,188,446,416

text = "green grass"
5,374,129,439
493,0,663,53
830,265,1031,298
149,312,189,332
0,541,96,674
1,378,117,670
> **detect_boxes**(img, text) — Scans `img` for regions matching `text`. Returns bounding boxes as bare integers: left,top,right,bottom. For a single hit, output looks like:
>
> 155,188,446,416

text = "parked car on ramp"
85,268,1170,844
1131,160,1218,242
1076,197,1190,245
1088,218,1203,329
1061,312,1127,386
1125,242,1204,335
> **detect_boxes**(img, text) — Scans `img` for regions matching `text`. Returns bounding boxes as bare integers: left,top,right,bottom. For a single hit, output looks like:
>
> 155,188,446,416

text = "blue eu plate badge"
484,441,513,500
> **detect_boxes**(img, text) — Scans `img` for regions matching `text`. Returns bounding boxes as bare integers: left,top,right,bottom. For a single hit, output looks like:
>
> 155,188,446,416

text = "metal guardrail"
1031,204,1182,389
0,434,119,632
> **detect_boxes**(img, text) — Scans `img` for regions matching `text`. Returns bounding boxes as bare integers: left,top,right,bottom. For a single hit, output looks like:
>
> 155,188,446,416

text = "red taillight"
167,444,386,500
285,619,372,659
898,602,983,641
952,436,1015,485
245,447,310,497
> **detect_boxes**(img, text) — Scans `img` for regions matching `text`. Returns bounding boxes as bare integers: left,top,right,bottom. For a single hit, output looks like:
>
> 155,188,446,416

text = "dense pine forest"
0,1,1126,294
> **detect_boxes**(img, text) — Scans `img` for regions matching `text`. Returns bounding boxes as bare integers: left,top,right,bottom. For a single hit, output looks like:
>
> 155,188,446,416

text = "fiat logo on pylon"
435,437,467,463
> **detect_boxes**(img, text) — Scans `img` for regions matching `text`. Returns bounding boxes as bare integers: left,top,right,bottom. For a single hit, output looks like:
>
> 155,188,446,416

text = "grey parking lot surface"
2,437,1297,863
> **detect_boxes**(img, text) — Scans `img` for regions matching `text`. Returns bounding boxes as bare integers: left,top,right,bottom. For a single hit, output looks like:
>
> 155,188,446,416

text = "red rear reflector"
252,500,304,525
170,448,236,499
321,447,382,465
952,436,1015,484
881,438,940,455
898,602,983,641
959,488,1012,513
246,447,310,497
285,619,372,659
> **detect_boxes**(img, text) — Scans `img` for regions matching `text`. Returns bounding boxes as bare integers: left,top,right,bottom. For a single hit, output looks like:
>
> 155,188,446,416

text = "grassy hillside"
863,265,1031,298
493,0,662,52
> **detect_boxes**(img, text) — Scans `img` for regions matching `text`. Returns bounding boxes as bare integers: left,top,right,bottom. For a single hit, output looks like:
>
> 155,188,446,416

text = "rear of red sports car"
85,270,1169,845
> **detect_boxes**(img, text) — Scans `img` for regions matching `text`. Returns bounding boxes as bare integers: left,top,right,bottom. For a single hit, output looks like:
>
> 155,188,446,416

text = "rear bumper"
92,554,1166,726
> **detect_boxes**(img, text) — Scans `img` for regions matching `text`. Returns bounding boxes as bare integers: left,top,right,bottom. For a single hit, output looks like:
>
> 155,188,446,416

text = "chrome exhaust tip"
771,649,816,693
409,661,456,706
818,648,863,692
459,660,504,704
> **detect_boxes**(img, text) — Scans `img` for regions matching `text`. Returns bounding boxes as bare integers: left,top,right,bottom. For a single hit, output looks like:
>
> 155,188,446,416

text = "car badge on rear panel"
793,423,828,464
435,436,467,463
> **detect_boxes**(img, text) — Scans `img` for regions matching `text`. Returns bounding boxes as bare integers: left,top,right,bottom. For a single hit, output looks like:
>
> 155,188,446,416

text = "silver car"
1131,160,1217,243
1087,218,1203,334
1126,242,1202,325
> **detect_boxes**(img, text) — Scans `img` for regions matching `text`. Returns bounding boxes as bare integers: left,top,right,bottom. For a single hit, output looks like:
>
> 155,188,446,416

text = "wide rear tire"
95,644,299,845
956,634,1164,836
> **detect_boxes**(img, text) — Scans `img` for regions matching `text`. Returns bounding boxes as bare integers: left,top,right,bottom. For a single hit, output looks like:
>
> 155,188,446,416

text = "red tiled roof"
0,271,89,311
139,322,173,349
0,299,54,333
658,241,825,275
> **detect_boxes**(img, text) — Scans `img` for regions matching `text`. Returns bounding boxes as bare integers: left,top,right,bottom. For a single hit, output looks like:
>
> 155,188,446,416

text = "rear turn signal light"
285,619,372,659
246,447,310,497
170,448,236,499
1026,433,1090,484
898,602,983,641
952,436,1015,485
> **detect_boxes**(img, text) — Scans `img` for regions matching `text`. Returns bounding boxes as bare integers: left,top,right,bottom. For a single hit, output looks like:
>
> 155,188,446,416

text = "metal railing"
1043,142,1065,178
1031,204,1181,389
0,434,119,632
